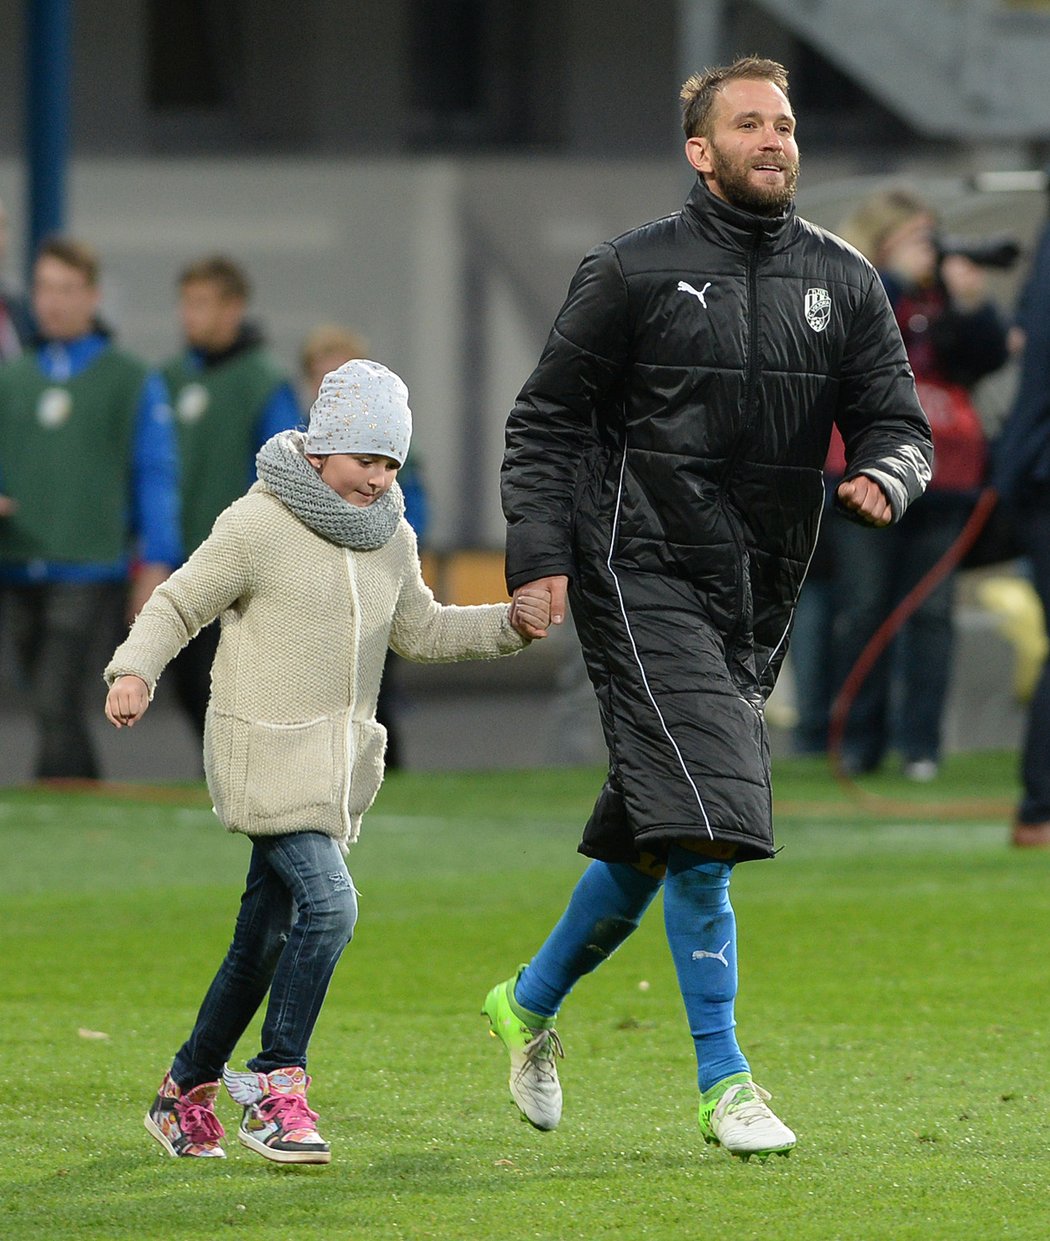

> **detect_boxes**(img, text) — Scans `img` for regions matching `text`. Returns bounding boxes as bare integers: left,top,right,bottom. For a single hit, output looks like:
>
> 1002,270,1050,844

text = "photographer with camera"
821,186,1009,780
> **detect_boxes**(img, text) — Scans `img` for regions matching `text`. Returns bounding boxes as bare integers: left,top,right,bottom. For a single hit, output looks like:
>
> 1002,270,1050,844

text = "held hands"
105,675,151,728
836,475,892,527
509,586,552,640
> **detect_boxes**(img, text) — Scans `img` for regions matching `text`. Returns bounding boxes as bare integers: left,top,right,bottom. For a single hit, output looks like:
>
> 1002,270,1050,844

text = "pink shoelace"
257,1091,320,1132
175,1097,225,1144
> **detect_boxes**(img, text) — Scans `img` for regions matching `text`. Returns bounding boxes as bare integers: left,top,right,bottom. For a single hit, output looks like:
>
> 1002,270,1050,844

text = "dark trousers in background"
830,494,971,771
1018,501,1050,825
375,651,404,770
169,621,221,742
3,581,121,779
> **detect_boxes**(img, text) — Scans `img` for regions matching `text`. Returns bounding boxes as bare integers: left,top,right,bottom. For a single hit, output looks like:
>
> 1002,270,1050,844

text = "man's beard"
707,142,799,216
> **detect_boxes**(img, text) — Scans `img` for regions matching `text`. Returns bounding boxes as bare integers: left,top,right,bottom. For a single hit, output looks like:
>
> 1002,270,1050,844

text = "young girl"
104,359,549,1165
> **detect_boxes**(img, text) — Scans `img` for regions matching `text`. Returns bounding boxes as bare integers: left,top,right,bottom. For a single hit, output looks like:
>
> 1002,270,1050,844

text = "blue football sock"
514,859,662,1019
663,844,750,1093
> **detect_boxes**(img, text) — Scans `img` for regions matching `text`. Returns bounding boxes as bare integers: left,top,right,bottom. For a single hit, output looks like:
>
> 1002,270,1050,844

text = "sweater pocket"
243,714,343,828
347,719,387,818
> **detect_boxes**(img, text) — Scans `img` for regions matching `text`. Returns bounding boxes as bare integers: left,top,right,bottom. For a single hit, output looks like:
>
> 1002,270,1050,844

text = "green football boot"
698,1074,796,1161
482,967,564,1131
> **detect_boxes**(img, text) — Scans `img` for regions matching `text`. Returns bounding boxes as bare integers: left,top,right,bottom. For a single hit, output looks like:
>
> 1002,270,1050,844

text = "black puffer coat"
502,180,932,862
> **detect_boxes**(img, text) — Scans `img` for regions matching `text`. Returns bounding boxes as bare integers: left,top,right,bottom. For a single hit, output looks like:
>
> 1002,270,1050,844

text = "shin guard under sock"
514,859,661,1019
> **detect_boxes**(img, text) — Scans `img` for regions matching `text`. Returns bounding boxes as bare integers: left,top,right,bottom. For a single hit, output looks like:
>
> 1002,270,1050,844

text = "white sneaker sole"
703,1127,796,1161
730,1147,793,1163
237,1128,331,1165
706,1137,794,1162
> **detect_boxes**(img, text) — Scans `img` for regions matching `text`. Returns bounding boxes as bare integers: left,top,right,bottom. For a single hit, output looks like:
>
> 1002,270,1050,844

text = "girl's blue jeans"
171,831,358,1089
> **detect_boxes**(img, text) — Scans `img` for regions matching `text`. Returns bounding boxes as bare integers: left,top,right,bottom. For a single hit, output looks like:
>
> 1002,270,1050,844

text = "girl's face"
306,452,400,506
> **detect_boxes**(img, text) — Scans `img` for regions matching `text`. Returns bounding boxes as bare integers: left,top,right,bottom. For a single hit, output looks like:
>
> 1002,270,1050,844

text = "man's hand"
105,675,150,728
509,586,552,639
836,475,892,527
510,575,568,641
0,494,16,517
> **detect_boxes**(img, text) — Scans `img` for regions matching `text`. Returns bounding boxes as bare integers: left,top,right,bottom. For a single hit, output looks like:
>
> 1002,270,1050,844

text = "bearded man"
482,57,933,1159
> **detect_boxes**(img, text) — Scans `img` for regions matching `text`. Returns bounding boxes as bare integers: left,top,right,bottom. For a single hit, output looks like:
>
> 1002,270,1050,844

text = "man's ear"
685,136,712,176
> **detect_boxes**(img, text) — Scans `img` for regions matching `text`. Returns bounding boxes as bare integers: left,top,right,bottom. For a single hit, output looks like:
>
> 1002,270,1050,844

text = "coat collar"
682,177,796,253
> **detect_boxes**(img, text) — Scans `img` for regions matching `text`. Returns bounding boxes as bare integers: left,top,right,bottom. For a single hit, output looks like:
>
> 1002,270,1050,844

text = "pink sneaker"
223,1065,331,1164
144,1071,226,1158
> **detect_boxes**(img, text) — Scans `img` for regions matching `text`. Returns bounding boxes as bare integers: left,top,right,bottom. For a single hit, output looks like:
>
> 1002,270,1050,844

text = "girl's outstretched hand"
105,675,151,728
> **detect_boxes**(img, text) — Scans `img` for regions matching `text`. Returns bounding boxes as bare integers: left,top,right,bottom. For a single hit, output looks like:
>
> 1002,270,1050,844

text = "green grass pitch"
3,753,1049,1240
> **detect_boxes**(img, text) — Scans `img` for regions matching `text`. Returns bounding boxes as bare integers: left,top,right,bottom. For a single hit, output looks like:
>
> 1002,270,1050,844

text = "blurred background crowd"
1,0,1050,788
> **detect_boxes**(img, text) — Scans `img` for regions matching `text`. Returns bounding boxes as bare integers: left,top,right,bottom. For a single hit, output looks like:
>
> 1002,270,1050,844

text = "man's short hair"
36,236,101,286
177,255,251,301
680,56,790,139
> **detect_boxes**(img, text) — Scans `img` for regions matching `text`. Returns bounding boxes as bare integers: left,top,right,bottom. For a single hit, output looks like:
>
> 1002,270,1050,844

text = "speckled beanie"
304,359,412,466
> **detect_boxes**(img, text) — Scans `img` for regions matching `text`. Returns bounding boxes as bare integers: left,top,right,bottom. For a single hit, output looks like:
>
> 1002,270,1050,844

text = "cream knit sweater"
105,486,526,848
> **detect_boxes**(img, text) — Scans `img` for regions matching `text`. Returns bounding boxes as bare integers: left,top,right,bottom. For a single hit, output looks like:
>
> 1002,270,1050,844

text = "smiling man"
685,72,800,214
483,57,933,1159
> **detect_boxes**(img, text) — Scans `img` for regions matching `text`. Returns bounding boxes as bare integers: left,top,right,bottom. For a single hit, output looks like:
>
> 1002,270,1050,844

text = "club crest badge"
805,287,831,333
37,387,73,428
176,382,210,424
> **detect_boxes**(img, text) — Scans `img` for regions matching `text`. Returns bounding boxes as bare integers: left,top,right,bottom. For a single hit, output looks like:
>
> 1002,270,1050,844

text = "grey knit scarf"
255,430,404,550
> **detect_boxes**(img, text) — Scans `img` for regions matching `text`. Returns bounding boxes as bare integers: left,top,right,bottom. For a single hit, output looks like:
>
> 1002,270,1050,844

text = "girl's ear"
304,453,325,474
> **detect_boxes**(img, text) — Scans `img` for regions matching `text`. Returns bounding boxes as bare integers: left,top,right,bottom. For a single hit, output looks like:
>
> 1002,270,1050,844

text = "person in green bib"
163,256,299,739
0,236,182,779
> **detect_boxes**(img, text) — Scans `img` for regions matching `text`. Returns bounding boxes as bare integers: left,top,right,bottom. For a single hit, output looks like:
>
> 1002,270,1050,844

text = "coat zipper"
718,228,763,641
720,227,763,492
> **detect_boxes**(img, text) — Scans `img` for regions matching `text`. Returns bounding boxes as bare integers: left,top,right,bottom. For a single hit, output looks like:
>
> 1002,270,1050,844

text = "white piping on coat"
605,448,714,840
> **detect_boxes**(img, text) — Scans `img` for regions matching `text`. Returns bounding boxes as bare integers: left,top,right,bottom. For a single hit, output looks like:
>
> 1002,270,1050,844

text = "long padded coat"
502,179,933,863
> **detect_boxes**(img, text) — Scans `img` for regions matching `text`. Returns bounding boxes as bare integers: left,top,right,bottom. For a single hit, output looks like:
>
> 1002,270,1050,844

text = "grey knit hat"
304,359,412,466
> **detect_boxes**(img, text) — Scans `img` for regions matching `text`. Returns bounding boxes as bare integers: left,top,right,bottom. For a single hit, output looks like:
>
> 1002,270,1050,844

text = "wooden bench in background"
420,550,510,606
